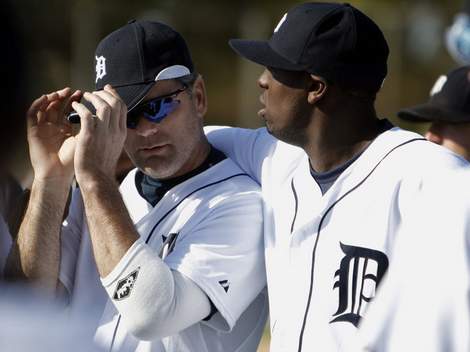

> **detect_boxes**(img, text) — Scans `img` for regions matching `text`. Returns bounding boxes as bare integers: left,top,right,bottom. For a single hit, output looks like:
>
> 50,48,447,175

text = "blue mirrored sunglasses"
127,86,187,129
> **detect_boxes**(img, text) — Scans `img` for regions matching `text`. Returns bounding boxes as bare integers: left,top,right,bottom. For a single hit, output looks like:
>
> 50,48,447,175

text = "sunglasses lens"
142,98,163,120
126,87,185,129
143,98,179,122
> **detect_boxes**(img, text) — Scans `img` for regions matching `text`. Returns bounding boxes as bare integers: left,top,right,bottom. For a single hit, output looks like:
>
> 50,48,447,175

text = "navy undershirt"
310,119,394,195
135,145,227,206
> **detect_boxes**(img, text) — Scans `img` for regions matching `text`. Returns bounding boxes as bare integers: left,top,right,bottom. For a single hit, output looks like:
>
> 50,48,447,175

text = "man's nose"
134,117,159,137
257,69,270,89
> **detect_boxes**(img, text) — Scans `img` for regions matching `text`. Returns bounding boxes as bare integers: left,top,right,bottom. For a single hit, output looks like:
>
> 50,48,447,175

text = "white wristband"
101,238,211,340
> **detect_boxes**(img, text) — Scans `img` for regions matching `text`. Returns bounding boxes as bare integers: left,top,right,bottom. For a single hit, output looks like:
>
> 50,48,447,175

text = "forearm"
205,126,269,182
79,172,139,277
102,240,211,340
5,179,70,293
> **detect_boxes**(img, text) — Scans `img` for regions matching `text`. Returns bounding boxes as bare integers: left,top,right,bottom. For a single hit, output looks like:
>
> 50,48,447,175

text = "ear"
307,74,328,105
425,123,444,145
191,75,208,118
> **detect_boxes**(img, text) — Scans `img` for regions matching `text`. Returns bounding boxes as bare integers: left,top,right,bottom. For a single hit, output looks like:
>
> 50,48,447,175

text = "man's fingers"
103,84,122,99
71,101,96,134
83,91,111,124
44,98,63,124
45,91,59,103
104,85,127,118
46,87,71,106
27,95,48,127
94,89,121,109
104,85,128,131
104,85,127,131
45,100,62,113
64,90,83,115
42,88,74,123
95,86,126,130
55,87,76,121
56,87,72,99
70,90,82,102
27,89,77,131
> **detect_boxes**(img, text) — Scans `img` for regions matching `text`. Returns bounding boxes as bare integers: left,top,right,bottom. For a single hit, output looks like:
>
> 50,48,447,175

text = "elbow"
120,284,177,341
3,247,26,282
106,243,178,340
124,310,173,341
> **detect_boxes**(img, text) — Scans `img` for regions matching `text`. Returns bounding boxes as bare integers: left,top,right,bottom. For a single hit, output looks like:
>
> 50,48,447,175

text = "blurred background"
2,1,467,350
5,0,466,185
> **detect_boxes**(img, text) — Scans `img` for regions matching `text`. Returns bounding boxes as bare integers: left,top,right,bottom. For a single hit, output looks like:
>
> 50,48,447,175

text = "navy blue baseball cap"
229,2,389,92
398,66,470,123
68,20,195,123
94,20,194,111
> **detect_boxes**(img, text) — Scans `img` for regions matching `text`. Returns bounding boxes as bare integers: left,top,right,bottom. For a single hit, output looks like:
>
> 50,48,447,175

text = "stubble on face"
125,119,203,180
124,87,205,180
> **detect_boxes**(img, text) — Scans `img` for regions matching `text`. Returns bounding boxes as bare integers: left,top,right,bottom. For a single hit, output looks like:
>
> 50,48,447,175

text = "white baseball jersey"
353,169,470,352
59,158,267,351
206,125,470,351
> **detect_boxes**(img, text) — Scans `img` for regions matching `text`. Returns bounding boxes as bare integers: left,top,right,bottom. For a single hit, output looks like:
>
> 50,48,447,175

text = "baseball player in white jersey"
206,2,470,351
7,21,267,352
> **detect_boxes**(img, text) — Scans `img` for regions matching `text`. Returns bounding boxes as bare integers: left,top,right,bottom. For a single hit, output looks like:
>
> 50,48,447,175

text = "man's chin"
141,167,172,180
265,124,282,140
268,127,306,148
265,125,274,135
264,121,276,135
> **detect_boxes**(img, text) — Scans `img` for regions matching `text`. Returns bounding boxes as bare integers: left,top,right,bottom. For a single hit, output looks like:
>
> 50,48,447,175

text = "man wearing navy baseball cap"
230,2,388,93
207,2,470,351
8,20,267,352
399,65,470,161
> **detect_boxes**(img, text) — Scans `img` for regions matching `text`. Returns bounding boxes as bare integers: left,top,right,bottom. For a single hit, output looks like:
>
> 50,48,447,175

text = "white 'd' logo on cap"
274,13,287,33
95,56,107,83
430,75,447,96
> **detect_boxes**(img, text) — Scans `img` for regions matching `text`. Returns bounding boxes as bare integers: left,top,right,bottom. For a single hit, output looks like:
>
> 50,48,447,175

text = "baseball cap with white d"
93,19,194,112
398,66,470,123
229,2,389,92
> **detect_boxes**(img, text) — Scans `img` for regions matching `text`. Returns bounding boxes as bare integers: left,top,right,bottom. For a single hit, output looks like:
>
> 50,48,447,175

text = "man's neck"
305,113,384,173
171,139,211,179
137,142,226,207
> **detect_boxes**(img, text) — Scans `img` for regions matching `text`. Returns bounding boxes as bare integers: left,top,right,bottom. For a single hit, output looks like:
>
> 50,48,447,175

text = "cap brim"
71,64,191,121
115,82,155,112
77,81,154,117
229,39,303,71
105,64,191,111
397,103,470,123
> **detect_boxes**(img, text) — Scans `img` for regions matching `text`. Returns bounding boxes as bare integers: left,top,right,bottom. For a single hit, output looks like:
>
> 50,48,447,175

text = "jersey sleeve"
356,170,470,351
58,188,85,297
164,187,266,331
205,125,277,184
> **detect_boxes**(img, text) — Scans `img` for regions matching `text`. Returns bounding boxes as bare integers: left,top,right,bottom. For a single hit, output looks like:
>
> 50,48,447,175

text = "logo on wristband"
113,267,140,301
